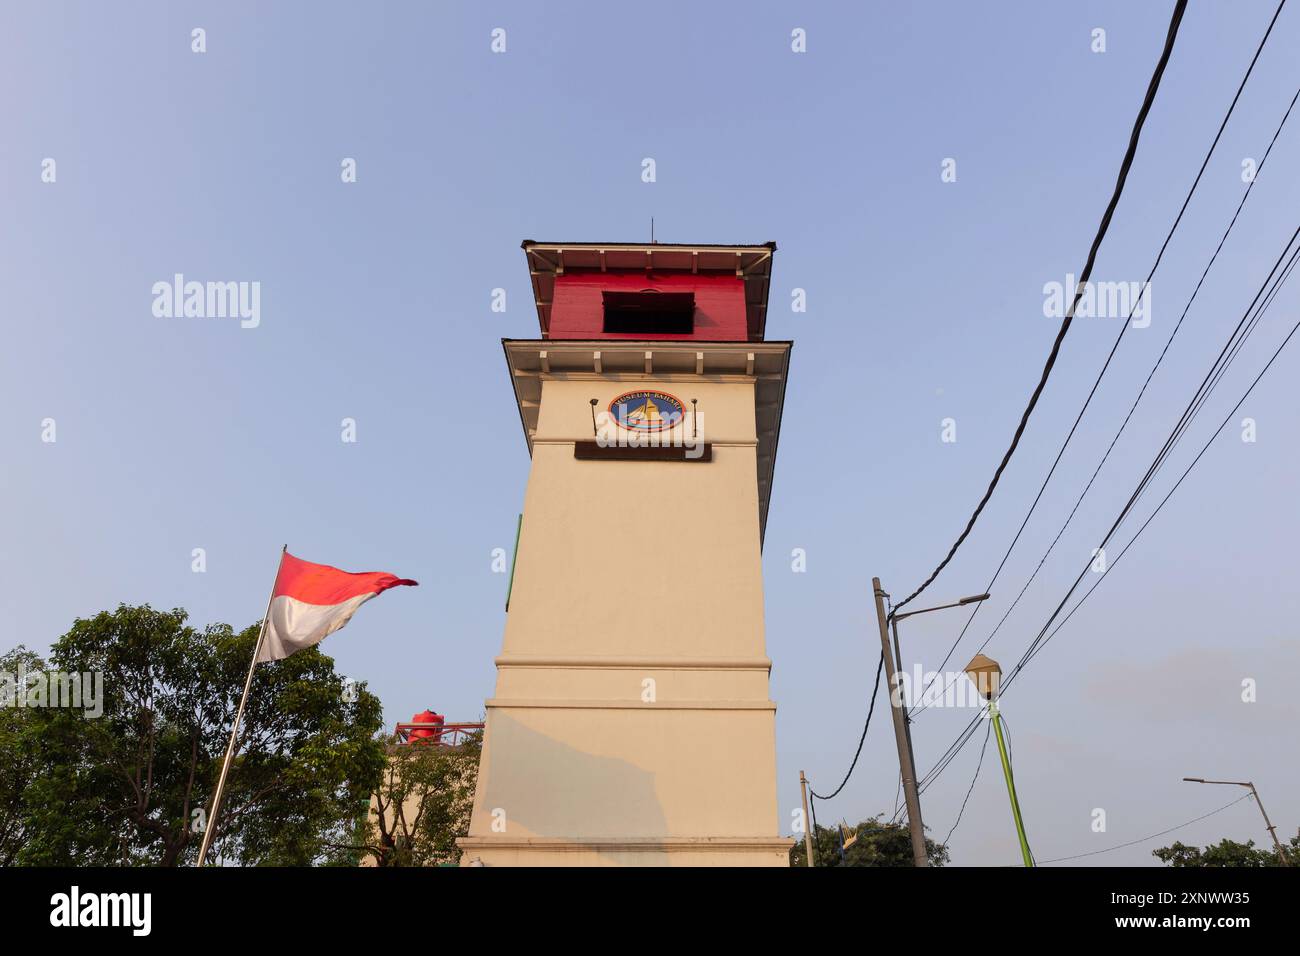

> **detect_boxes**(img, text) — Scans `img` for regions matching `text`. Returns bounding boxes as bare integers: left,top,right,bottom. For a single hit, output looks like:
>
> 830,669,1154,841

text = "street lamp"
891,593,992,621
890,592,992,708
1182,777,1290,865
872,582,990,868
889,592,992,762
964,654,1034,868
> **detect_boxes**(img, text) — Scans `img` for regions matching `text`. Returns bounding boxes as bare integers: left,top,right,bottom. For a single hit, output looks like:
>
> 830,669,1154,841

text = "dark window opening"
602,290,695,334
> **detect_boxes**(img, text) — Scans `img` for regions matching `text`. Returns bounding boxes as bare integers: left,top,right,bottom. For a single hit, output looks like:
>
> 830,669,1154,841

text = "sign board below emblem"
574,441,712,462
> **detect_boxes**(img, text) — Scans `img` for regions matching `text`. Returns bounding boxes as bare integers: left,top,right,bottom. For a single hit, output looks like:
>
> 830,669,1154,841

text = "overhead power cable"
941,720,992,847
1015,250,1300,677
919,227,1300,791
911,75,1300,720
1004,231,1300,688
808,649,884,804
892,0,1190,615
1037,792,1254,864
923,230,1300,790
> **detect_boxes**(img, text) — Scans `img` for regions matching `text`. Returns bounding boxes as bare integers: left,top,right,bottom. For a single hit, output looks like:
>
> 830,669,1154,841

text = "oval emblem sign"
609,390,685,432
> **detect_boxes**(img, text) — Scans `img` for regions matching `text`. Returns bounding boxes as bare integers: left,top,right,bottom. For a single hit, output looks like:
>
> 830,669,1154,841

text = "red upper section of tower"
549,272,748,341
521,241,776,342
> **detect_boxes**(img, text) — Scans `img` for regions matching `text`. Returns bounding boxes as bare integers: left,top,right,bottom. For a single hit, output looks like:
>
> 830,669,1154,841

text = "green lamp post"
965,654,1034,868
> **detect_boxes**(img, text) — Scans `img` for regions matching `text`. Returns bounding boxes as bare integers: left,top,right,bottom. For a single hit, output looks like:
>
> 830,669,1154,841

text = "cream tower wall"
459,373,793,866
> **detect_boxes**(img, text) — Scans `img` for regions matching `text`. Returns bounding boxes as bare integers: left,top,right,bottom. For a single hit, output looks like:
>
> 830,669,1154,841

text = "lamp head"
964,653,1002,700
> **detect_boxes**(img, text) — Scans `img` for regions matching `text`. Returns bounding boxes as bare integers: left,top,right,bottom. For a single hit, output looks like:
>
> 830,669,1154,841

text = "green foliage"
354,730,482,867
0,646,46,866
789,816,949,867
2,604,385,866
1153,835,1297,867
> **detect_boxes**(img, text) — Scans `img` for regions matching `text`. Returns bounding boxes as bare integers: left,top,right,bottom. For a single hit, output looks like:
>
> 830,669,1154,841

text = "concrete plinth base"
457,836,795,867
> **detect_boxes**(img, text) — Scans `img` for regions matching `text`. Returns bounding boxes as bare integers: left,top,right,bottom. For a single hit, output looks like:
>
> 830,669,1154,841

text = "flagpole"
196,544,286,867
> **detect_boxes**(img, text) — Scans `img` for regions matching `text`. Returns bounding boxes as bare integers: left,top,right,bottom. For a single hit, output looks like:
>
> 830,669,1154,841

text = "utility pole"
990,699,1034,867
798,771,816,867
873,577,928,867
890,616,920,800
1183,777,1291,865
1183,777,1289,865
1249,783,1289,865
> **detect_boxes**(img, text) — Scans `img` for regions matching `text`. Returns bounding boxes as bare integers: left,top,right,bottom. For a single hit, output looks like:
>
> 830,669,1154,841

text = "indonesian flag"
257,551,418,662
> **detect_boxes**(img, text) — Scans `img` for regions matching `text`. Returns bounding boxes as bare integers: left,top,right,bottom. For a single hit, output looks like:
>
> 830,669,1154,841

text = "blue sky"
3,1,1298,866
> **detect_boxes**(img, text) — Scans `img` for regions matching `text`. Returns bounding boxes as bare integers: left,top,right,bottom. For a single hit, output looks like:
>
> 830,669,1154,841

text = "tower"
459,241,793,866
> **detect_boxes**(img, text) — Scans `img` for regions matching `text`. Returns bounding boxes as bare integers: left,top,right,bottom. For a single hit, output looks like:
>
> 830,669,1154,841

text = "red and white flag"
257,551,417,662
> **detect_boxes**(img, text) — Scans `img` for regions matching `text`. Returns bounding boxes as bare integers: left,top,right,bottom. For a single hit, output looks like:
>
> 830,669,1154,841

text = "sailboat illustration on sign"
627,396,663,428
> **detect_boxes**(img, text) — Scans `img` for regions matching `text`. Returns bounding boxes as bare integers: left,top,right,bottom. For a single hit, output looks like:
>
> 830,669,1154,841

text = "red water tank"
407,710,444,744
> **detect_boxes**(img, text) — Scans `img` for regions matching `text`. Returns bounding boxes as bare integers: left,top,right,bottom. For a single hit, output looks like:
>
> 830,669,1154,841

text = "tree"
1153,836,1298,868
0,646,46,866
347,730,482,867
9,604,385,866
789,816,949,867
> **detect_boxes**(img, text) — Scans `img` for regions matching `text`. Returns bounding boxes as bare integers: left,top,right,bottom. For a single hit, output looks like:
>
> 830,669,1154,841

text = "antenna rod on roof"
651,217,655,243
